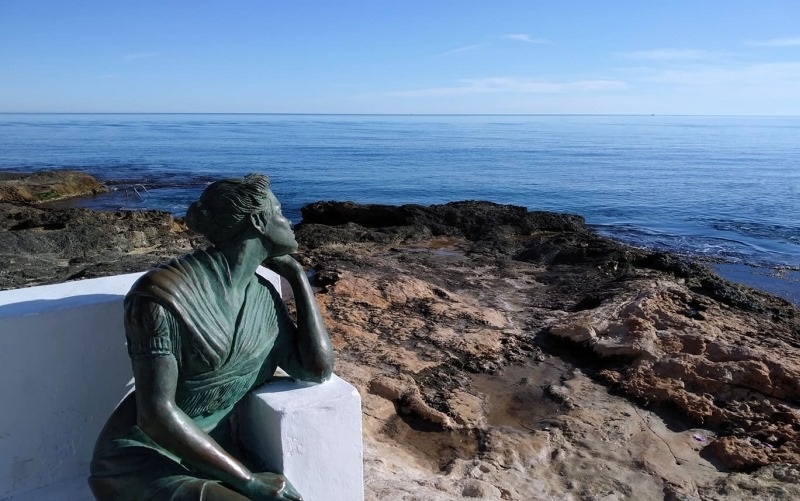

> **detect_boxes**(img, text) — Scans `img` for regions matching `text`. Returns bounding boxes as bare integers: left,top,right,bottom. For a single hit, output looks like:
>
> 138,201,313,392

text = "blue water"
1,114,798,273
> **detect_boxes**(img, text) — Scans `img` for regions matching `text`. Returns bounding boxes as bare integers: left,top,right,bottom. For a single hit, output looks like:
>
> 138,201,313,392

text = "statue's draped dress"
89,248,293,500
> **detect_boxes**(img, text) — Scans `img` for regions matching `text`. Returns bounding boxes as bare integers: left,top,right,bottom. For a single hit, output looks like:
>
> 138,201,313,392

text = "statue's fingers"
281,482,303,501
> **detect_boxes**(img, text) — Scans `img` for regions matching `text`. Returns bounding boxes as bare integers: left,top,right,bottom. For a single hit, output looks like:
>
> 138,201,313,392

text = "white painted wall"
239,376,365,501
0,272,144,500
0,267,365,501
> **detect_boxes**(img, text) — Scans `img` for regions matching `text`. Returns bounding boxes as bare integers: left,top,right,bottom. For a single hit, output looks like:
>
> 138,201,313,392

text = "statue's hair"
185,173,273,244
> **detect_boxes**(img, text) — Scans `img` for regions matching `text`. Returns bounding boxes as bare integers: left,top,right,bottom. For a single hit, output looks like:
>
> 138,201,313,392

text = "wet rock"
701,464,800,499
296,200,587,252
543,384,576,409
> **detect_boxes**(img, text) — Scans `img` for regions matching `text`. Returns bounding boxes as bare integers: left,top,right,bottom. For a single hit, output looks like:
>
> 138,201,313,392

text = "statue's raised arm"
89,173,333,501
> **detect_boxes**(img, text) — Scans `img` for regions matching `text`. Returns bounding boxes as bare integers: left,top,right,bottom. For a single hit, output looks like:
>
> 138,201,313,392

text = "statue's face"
262,190,298,255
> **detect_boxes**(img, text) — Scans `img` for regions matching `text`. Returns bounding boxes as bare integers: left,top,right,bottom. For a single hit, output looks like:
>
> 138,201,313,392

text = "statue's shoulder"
124,248,228,313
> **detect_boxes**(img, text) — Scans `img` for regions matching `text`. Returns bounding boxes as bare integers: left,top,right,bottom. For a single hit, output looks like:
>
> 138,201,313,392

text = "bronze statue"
89,174,333,501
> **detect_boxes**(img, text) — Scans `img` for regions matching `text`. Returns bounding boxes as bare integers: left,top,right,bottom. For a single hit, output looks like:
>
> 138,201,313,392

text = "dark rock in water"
635,251,791,314
296,200,586,250
0,169,107,203
297,200,793,317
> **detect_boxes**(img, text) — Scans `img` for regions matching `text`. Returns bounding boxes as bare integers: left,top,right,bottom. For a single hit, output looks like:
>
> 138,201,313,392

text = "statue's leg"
89,447,252,501
147,477,252,501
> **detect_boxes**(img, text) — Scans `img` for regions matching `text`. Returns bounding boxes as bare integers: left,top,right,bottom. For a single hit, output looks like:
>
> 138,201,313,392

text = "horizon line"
1,112,799,118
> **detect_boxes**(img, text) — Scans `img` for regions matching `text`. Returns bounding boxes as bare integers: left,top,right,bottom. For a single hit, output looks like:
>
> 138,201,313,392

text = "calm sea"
1,114,798,300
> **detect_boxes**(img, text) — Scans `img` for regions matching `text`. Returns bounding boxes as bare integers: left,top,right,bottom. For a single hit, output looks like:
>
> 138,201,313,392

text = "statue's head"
185,173,297,255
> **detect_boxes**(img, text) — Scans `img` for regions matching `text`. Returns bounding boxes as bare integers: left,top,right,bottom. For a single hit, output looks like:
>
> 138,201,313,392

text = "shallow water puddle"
382,414,480,470
471,356,572,432
382,356,579,470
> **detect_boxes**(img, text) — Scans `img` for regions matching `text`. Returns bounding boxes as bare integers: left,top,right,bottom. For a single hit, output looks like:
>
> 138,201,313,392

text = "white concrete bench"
0,271,363,501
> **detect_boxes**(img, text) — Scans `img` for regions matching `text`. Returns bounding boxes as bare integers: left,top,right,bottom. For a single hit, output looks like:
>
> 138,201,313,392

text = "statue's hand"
264,254,303,279
241,472,303,501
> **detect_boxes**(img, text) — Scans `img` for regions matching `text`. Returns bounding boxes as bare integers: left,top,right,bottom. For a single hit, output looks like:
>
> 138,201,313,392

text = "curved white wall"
0,267,293,500
0,273,144,500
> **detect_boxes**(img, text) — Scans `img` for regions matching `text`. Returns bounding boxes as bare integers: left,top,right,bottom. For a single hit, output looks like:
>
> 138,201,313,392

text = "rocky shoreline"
2,171,799,500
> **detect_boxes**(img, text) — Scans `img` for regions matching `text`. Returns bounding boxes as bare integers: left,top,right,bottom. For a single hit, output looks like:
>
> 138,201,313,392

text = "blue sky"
2,1,800,114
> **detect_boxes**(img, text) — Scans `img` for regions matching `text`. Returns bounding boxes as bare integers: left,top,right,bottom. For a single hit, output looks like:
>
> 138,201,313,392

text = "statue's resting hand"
240,472,303,501
264,254,304,279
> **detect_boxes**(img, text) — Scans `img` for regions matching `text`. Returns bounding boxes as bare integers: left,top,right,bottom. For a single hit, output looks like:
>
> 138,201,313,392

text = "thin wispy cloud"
637,62,800,91
436,34,550,57
746,37,800,47
123,53,156,62
436,43,491,57
436,44,490,57
389,77,626,97
621,49,712,61
504,33,550,44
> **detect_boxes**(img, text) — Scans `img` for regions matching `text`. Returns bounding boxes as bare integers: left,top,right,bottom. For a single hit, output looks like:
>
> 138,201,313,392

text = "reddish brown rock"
551,280,800,470
294,201,798,498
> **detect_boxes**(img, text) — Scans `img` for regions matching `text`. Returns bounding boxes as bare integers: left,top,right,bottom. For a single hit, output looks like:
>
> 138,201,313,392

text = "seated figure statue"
89,173,333,501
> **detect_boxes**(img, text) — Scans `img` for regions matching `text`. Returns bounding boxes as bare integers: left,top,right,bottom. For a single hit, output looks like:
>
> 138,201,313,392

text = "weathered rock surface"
0,169,107,203
0,201,194,289
0,170,195,289
1,183,798,499
552,281,800,471
294,200,799,500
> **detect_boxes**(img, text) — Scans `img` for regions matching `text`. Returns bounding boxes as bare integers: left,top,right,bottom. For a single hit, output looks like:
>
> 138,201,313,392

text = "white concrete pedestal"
238,375,364,501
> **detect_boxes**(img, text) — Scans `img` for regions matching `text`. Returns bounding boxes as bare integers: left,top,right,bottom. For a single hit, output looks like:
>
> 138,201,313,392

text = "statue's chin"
260,232,299,257
271,240,299,257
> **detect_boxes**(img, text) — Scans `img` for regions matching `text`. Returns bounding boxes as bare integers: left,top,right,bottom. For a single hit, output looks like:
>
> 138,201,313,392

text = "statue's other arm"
267,255,334,383
133,354,254,487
